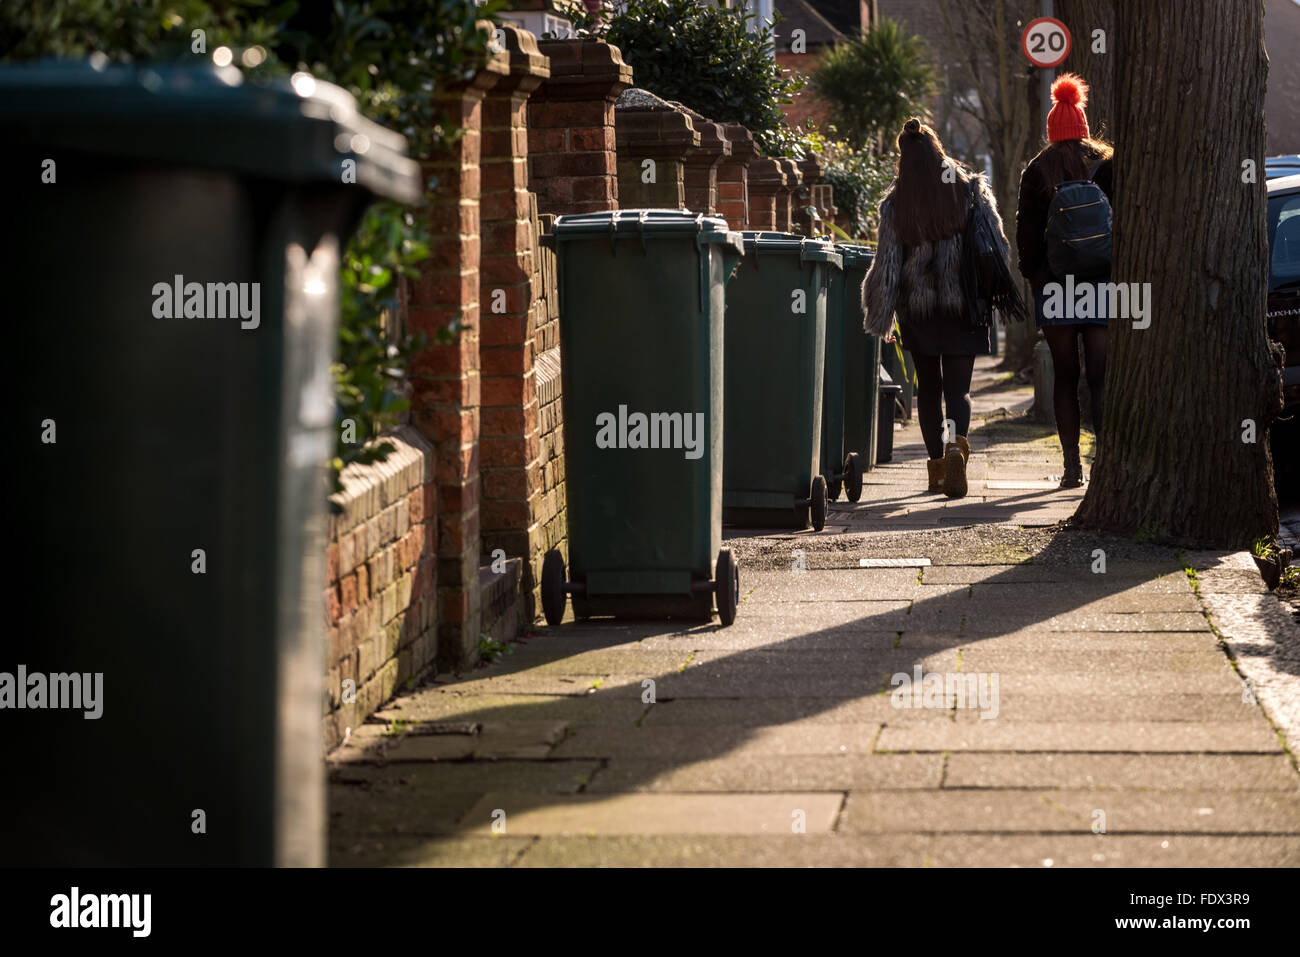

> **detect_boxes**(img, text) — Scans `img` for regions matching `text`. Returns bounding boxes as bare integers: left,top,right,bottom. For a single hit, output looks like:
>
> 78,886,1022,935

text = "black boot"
1060,446,1084,488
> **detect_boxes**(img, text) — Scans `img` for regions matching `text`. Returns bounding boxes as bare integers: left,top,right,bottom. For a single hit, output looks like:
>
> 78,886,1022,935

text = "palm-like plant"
810,19,937,153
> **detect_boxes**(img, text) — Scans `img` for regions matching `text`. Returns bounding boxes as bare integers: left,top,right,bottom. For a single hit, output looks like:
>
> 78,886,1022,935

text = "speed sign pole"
1023,4,1073,139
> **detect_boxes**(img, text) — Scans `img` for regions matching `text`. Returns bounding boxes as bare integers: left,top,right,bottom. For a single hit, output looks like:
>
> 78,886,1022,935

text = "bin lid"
741,231,842,268
553,209,742,251
0,60,421,203
835,243,876,269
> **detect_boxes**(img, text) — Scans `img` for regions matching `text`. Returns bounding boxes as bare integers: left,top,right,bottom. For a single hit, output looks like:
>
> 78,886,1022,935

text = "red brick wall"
323,427,437,751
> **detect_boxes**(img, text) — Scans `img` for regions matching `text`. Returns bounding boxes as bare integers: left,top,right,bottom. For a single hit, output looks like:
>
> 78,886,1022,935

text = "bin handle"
639,209,650,255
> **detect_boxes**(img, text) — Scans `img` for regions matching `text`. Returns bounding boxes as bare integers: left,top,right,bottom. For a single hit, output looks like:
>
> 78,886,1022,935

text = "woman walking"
862,118,1018,498
1016,73,1114,488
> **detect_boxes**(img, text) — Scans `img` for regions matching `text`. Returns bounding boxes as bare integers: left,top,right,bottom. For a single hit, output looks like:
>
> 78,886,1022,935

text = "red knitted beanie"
1047,74,1090,142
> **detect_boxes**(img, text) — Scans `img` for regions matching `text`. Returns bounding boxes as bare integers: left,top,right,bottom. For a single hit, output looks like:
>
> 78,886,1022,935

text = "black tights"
914,354,976,459
1043,324,1108,452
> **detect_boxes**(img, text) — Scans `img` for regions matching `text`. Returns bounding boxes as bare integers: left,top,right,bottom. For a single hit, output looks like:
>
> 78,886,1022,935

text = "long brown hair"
1034,136,1114,191
892,117,967,246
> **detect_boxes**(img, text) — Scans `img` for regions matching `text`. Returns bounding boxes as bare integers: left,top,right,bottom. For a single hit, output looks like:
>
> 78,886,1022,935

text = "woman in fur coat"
861,118,1014,498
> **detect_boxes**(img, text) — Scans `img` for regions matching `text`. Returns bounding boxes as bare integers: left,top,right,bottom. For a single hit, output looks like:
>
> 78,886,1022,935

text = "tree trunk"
1074,0,1280,548
1056,0,1116,140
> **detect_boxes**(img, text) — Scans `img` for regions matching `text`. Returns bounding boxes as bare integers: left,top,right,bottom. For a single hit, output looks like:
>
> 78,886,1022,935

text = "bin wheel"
827,475,842,501
541,550,566,626
810,475,828,532
715,547,739,627
844,452,864,503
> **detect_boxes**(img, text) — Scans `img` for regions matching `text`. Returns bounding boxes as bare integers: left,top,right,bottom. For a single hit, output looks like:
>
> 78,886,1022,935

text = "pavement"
328,356,1300,867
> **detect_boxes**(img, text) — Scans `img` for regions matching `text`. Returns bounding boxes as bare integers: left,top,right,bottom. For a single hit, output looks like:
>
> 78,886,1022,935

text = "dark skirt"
1034,283,1112,328
898,307,991,357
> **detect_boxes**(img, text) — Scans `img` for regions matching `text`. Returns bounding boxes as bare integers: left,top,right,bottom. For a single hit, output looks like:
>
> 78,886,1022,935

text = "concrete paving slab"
923,834,1300,867
876,720,1283,753
331,836,534,867
839,788,1300,833
514,834,933,867
550,723,883,759
457,792,845,835
585,753,943,792
942,753,1300,789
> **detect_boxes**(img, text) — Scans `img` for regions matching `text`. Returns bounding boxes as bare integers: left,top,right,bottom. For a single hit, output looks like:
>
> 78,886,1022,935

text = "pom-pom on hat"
1047,73,1090,142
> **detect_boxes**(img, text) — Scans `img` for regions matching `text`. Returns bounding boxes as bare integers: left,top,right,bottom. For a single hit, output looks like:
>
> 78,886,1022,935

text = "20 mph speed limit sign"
1021,17,1071,68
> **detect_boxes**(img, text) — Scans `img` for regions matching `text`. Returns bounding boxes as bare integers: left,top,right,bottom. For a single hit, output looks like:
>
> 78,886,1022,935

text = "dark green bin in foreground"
723,232,842,531
544,210,745,627
836,243,881,480
3,62,419,865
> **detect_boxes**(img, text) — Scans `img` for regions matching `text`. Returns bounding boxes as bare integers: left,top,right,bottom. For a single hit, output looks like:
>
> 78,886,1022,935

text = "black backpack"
960,177,1028,327
1045,164,1112,281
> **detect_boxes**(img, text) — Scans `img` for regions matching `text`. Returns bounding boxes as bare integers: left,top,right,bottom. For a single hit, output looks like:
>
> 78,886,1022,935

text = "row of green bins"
819,243,879,502
3,62,420,864
723,232,842,531
836,244,881,479
543,210,745,627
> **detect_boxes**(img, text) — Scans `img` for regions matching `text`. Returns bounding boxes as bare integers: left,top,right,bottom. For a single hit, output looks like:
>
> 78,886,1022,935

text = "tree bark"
1074,0,1280,548
1056,0,1116,140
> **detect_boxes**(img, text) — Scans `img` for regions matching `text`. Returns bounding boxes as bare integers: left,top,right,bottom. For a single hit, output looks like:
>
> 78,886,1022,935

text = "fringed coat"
861,170,1009,357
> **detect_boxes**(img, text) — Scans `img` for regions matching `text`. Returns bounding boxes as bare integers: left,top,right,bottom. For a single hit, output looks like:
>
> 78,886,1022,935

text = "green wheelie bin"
542,210,744,627
819,246,867,503
723,232,842,531
2,61,419,865
836,244,880,479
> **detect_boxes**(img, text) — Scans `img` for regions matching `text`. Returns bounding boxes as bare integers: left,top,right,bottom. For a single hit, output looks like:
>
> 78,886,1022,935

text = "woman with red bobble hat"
1016,73,1114,488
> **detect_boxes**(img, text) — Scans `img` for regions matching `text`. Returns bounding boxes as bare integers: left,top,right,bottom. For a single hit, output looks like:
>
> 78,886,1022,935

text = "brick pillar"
523,37,629,624
716,123,756,230
746,157,786,231
407,43,509,669
814,183,836,237
479,25,550,623
792,155,822,236
678,105,730,214
528,38,633,216
774,158,802,233
615,91,701,209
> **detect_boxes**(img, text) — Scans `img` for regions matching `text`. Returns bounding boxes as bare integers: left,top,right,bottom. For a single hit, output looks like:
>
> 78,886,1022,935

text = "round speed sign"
1021,17,1071,68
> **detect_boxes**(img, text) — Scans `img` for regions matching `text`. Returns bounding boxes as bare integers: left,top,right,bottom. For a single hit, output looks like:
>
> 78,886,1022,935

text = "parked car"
1268,173,1300,480
1267,155,1300,180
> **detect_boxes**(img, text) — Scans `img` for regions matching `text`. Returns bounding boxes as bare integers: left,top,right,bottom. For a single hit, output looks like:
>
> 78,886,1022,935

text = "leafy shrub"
809,19,935,152
573,0,801,154
1,0,500,486
802,129,896,240
276,0,502,479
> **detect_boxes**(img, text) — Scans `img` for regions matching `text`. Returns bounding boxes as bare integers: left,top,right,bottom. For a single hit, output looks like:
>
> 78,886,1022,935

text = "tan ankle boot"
926,457,946,492
943,435,969,498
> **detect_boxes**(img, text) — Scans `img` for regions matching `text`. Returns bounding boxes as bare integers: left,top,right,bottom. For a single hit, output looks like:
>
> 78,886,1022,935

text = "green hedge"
573,0,801,155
